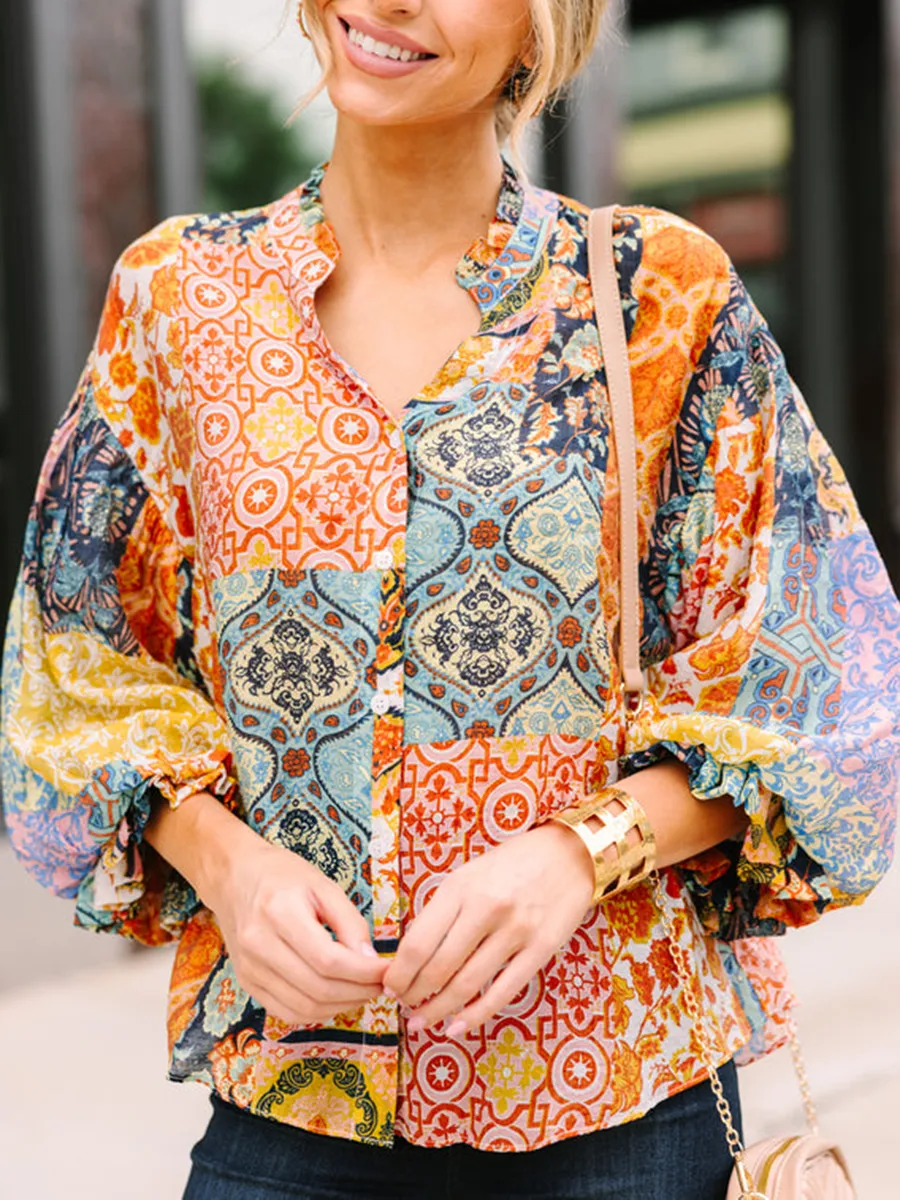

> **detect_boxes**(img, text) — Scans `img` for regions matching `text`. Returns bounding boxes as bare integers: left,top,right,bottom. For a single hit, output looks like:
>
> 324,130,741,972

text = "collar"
263,159,558,326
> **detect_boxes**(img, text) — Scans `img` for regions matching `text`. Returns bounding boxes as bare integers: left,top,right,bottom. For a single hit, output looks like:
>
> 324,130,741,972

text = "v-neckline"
311,300,486,428
288,161,536,427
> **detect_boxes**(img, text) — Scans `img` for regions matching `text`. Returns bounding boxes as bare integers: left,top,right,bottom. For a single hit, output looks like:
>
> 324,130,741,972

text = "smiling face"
312,1,533,131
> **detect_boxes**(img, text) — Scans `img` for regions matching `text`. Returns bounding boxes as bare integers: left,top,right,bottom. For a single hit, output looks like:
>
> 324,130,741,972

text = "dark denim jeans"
182,1061,741,1200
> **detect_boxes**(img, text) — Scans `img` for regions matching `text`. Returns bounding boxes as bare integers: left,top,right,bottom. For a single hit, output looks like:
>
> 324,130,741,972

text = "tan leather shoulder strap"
588,206,645,699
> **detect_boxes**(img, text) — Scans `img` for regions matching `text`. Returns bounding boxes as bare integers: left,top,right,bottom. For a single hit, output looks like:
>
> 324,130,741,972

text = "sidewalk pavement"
1,841,897,1199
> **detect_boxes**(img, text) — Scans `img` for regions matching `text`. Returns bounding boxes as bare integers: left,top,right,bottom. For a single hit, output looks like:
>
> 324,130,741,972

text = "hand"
205,835,388,1027
383,823,594,1037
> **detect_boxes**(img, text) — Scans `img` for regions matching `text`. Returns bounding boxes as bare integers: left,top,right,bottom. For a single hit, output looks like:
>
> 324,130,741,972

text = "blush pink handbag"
588,205,857,1200
726,1134,855,1200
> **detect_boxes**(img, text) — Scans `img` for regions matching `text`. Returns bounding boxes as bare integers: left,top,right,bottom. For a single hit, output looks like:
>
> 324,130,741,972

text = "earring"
504,63,530,105
297,2,311,38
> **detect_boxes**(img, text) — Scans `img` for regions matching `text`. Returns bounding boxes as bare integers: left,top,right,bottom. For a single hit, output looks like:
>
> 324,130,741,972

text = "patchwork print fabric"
2,162,897,1149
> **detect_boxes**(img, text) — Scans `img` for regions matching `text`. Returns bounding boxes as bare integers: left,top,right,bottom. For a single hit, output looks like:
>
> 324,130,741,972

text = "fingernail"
359,943,379,959
407,1016,426,1034
446,1020,468,1039
383,986,398,1000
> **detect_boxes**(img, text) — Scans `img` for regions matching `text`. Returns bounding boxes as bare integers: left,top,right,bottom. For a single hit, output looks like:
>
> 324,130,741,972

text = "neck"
320,114,508,270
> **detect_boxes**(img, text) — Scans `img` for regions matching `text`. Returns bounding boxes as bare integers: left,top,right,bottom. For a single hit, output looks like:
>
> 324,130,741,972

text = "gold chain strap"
790,1033,820,1136
650,870,768,1199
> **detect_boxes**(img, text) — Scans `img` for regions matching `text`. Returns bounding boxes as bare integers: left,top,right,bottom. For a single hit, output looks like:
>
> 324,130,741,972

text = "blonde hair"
294,0,608,151
500,0,609,148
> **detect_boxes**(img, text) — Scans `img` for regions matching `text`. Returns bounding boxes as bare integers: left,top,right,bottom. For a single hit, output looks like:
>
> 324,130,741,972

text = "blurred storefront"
549,0,899,579
0,0,198,613
621,8,792,341
630,1,897,576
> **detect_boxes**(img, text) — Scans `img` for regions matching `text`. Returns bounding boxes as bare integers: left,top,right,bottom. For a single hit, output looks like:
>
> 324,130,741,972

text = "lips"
337,13,436,59
334,13,439,80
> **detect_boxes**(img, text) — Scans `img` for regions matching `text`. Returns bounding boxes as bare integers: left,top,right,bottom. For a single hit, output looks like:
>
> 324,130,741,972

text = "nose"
370,0,424,18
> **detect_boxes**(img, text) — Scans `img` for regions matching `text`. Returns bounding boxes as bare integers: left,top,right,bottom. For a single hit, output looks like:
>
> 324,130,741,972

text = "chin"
326,81,439,129
330,96,417,129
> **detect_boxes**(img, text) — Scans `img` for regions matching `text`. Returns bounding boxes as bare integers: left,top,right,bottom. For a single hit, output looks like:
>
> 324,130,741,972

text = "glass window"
621,8,792,340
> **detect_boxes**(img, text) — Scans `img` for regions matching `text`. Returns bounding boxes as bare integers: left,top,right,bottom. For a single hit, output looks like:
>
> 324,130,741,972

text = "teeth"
346,25,428,61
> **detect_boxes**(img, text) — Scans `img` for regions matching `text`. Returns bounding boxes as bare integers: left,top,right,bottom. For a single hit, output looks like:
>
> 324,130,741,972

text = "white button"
371,694,390,716
374,550,394,571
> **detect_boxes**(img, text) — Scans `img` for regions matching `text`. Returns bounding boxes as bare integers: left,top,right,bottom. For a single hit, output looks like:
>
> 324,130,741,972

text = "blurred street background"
1,0,898,1195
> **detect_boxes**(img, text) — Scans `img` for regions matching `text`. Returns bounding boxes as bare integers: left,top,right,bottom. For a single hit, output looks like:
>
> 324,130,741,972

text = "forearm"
614,758,749,868
144,790,261,909
385,758,751,1030
145,791,386,1020
144,762,742,924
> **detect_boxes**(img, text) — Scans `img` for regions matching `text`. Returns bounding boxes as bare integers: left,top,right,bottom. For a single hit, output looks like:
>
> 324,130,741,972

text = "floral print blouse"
2,162,897,1151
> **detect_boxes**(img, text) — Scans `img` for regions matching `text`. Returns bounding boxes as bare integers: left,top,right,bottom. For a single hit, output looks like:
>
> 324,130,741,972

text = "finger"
243,981,317,1026
396,915,492,1009
251,966,378,1021
406,931,519,1032
314,879,376,954
271,896,387,987
249,983,350,1029
444,950,540,1037
383,890,461,998
245,937,384,1009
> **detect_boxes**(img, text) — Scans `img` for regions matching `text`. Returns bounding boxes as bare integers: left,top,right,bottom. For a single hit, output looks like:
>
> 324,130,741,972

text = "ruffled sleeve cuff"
621,722,842,940
74,749,237,945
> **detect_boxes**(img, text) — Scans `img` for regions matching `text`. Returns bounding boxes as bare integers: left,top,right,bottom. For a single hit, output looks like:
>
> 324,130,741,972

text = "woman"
2,1,897,1196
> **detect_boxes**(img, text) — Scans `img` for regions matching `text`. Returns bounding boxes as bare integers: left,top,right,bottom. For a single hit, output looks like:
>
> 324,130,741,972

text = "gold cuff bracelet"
547,786,657,906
